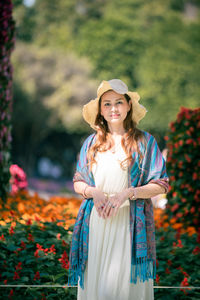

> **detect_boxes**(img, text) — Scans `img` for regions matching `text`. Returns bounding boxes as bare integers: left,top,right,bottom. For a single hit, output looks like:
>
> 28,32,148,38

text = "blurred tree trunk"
0,1,15,202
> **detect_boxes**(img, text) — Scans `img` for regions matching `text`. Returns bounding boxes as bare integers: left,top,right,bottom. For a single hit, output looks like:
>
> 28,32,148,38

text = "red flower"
62,240,68,247
156,259,159,267
21,241,26,250
28,233,34,242
49,244,56,254
13,271,20,280
181,277,189,286
155,274,160,284
58,250,69,269
192,246,200,255
41,293,47,300
189,126,194,132
34,249,40,258
14,247,22,255
177,239,183,248
167,259,172,266
171,203,179,212
192,173,198,180
15,262,22,271
173,240,183,248
165,267,171,274
182,271,189,277
35,215,41,222
10,210,15,217
36,243,44,250
0,234,5,241
176,212,183,218
179,140,183,146
34,271,40,281
184,154,191,163
8,289,14,299
4,279,7,285
57,233,61,240
26,219,32,225
186,139,193,145
9,226,15,235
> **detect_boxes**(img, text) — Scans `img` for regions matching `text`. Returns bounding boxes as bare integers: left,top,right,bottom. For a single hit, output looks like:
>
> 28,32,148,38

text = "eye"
117,101,123,104
104,103,110,106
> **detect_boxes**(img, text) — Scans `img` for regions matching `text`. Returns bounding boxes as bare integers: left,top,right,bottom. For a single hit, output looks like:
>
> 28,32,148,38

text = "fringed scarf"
67,130,169,289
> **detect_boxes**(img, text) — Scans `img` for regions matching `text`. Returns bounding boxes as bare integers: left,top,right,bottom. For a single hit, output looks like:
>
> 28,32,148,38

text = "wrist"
127,186,137,200
84,186,96,198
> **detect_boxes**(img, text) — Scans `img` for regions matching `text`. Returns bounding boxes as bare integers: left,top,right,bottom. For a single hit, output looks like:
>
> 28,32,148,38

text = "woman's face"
100,90,131,125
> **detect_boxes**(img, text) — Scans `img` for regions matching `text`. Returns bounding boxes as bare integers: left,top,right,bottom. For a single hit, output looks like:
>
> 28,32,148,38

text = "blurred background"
11,0,200,196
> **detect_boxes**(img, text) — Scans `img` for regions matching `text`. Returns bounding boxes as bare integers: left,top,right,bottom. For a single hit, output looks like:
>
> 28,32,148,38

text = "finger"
109,205,119,217
102,202,111,219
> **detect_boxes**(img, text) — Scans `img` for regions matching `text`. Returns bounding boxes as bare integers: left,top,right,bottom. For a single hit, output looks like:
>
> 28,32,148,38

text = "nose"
111,104,117,111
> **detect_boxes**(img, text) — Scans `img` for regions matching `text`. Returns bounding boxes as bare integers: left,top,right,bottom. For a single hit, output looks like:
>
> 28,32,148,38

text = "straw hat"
82,79,148,130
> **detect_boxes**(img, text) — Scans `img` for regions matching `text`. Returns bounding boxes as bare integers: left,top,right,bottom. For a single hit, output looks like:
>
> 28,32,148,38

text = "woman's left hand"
100,190,128,219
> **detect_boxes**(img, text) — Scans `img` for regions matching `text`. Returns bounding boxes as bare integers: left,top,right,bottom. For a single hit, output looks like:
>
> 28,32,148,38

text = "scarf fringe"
67,263,85,289
67,257,156,289
130,257,156,284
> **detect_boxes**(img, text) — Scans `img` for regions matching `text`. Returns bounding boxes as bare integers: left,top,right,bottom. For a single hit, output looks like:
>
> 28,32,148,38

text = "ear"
128,100,132,111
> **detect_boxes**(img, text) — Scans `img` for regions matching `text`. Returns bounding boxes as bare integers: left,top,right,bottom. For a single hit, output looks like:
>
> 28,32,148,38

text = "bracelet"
129,186,136,200
82,185,89,198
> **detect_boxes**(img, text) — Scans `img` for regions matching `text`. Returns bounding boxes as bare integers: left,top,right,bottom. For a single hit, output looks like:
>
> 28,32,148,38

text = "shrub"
0,220,77,299
164,107,200,230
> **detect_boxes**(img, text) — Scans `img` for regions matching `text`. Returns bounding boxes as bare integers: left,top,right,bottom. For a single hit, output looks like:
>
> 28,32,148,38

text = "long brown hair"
87,93,147,172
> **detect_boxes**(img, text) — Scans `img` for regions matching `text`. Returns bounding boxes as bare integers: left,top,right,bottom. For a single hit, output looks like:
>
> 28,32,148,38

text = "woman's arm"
74,181,97,198
124,183,166,200
75,181,165,200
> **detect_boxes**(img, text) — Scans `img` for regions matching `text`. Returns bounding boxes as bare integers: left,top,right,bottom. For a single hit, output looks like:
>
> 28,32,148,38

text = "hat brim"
82,91,148,129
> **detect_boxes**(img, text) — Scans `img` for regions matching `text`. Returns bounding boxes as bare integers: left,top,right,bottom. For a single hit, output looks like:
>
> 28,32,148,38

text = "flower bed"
0,189,81,230
0,220,76,299
1,190,200,299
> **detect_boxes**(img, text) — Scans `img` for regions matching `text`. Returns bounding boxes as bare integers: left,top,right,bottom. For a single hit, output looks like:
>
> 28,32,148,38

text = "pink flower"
9,164,28,194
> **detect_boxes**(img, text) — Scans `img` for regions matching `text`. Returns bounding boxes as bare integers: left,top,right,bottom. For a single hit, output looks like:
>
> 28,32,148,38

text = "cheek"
100,106,108,115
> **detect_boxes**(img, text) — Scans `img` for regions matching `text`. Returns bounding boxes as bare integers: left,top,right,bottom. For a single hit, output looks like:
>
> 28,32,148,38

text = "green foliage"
12,0,200,135
12,42,97,134
0,221,77,299
164,107,200,229
136,15,200,130
155,226,200,299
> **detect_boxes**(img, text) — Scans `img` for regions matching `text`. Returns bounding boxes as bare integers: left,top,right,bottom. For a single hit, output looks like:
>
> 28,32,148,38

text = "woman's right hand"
90,187,108,218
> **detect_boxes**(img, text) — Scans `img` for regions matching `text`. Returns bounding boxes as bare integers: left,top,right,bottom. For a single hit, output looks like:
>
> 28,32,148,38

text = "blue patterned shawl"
67,130,169,289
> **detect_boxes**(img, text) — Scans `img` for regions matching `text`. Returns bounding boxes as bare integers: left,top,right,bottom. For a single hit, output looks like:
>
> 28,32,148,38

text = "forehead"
101,90,125,102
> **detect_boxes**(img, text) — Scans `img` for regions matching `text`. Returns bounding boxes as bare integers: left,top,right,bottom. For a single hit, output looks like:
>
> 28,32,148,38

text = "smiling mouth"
110,114,120,117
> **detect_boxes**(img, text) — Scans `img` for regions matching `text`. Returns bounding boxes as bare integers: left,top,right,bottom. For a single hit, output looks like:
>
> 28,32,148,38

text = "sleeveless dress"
77,143,154,300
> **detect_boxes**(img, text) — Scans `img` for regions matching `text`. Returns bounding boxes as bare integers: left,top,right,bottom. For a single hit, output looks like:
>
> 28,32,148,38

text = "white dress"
77,144,154,300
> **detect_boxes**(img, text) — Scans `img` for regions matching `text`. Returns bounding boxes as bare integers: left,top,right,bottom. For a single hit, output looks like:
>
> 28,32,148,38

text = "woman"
67,79,169,300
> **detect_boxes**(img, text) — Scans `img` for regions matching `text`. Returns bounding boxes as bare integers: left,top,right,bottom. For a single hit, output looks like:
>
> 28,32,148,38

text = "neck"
108,124,126,137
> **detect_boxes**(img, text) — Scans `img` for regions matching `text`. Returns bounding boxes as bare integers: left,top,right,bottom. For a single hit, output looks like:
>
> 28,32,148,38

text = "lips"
110,114,120,117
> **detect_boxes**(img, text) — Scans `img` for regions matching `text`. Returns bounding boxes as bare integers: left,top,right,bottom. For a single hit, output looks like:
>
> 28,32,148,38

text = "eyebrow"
102,98,124,103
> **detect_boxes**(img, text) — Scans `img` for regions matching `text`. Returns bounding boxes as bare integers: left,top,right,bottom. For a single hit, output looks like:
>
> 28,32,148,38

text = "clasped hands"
92,188,129,219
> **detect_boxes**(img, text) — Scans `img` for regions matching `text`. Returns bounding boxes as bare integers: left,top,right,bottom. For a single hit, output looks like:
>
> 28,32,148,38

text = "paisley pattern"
68,130,169,288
